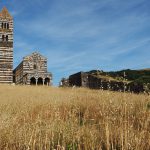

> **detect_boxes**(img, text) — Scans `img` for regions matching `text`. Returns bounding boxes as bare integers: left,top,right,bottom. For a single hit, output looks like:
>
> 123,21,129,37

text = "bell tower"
0,7,13,84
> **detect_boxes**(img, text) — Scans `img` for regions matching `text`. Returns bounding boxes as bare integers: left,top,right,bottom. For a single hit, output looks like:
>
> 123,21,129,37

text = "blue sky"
1,0,150,85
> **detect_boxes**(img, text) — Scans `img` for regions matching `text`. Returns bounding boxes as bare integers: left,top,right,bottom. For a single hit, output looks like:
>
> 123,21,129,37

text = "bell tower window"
7,23,9,29
2,35,5,41
1,23,9,29
1,35,8,41
1,23,3,29
6,35,8,41
4,23,6,29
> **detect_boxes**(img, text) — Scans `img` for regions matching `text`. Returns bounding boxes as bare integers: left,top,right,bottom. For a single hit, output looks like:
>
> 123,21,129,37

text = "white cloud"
4,0,149,85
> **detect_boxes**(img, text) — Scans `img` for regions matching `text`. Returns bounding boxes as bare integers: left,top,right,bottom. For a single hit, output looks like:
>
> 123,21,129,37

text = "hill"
87,69,150,84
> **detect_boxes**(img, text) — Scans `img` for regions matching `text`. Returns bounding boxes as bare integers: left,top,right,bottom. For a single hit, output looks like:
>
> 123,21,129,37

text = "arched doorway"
44,78,50,86
37,77,43,85
30,77,36,85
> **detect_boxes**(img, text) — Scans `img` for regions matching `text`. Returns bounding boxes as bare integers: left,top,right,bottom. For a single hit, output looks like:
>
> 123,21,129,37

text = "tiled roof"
0,7,12,19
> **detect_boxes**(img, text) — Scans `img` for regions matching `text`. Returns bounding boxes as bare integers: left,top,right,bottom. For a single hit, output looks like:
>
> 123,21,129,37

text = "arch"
30,77,36,85
44,77,50,86
37,77,43,85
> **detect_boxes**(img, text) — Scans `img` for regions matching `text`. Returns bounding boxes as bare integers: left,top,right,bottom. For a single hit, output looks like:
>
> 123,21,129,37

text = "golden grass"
0,85,150,150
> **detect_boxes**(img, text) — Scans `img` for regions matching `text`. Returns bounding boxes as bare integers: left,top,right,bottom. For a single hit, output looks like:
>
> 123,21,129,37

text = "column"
36,78,38,86
43,78,45,86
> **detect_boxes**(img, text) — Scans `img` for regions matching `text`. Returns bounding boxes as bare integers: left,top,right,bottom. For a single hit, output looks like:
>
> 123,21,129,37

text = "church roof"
0,7,12,19
23,52,47,60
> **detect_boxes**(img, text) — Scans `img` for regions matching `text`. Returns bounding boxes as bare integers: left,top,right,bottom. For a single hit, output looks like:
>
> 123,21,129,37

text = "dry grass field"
0,85,150,150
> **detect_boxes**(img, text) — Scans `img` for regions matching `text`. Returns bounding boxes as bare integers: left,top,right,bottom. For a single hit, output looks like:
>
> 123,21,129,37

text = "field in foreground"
0,85,150,150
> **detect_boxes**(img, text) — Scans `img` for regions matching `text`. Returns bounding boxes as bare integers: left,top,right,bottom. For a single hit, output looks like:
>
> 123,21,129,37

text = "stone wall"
69,72,88,87
0,8,13,84
62,72,146,94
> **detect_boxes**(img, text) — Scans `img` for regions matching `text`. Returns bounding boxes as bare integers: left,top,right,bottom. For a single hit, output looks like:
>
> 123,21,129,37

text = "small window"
2,35,5,41
1,23,3,29
4,23,7,29
6,35,8,41
7,23,9,29
34,64,37,69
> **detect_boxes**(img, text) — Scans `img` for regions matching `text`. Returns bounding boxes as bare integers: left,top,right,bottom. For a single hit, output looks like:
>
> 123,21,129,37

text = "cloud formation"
1,0,150,85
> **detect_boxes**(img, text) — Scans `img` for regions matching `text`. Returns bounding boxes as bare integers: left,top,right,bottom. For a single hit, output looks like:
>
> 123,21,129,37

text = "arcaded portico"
23,72,52,86
13,52,52,85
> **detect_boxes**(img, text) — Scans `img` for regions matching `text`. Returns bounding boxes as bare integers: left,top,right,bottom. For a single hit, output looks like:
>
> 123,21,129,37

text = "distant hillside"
87,69,150,84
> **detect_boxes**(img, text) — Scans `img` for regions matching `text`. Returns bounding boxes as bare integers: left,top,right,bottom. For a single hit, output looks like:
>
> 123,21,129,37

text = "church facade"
0,7,52,85
0,7,13,84
13,52,52,85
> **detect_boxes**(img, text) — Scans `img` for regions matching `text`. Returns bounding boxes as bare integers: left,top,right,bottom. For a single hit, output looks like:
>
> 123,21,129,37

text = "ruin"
60,71,146,93
0,7,13,84
69,72,89,87
13,52,52,85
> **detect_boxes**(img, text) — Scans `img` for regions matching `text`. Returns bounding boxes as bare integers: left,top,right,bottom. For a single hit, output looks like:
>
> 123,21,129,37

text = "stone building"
61,71,129,92
0,7,13,84
13,52,52,85
69,72,89,87
61,71,147,93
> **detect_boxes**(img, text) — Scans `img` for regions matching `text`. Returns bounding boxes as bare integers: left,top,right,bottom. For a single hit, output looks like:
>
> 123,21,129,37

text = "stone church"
0,7,52,85
13,52,52,85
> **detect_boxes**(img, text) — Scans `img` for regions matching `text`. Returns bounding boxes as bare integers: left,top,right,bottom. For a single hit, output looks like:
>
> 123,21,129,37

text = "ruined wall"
69,72,88,87
66,72,144,93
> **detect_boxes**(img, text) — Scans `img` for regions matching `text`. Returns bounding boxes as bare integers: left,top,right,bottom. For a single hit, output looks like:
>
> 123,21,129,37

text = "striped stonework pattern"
13,52,52,86
0,7,13,84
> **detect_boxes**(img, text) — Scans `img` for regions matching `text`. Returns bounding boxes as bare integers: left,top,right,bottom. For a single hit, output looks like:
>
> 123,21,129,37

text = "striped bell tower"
0,7,13,84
